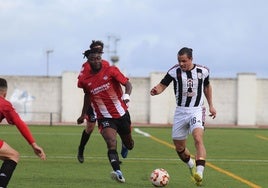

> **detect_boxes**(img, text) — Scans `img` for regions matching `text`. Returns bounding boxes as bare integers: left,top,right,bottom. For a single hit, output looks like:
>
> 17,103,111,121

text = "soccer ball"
150,168,170,187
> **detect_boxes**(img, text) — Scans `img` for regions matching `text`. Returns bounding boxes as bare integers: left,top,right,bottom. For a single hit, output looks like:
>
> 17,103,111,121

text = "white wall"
2,73,268,126
237,73,257,126
149,72,175,124
61,72,84,122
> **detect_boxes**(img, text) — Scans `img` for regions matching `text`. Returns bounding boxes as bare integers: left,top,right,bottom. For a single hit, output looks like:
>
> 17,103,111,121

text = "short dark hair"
178,47,193,59
0,78,7,88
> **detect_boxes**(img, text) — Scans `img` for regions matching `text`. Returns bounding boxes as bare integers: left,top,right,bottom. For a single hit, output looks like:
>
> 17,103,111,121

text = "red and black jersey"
0,96,35,144
78,65,129,119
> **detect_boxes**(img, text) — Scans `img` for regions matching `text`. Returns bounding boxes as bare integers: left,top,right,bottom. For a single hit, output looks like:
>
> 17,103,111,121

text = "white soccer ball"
150,168,170,187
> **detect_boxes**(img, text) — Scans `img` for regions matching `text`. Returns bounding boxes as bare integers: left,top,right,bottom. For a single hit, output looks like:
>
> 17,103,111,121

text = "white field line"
19,155,268,163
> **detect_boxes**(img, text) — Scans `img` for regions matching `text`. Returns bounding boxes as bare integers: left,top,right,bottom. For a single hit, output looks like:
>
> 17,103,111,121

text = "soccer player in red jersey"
76,40,111,163
0,78,46,188
78,47,134,183
151,47,216,186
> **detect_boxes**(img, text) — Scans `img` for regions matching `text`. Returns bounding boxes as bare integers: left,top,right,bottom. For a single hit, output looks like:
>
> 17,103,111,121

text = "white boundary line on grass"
19,155,268,163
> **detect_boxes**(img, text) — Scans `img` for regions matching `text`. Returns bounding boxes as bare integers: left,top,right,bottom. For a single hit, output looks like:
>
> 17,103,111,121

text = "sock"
108,150,120,171
196,159,206,178
79,130,90,149
0,160,17,188
187,158,195,168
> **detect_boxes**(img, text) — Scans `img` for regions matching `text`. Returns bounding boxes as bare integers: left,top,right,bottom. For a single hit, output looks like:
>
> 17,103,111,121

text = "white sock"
187,158,195,168
196,165,204,178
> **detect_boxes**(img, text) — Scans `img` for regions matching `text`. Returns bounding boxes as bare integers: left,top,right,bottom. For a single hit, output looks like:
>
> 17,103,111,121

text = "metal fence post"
50,112,53,126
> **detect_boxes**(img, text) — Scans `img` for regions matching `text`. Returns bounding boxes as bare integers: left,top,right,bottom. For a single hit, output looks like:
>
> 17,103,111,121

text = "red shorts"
0,140,4,148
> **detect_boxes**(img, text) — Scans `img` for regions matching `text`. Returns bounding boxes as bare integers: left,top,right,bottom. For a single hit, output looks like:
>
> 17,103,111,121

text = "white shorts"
172,106,205,140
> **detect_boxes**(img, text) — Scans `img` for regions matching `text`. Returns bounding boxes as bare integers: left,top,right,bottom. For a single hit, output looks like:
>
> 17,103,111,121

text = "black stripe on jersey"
185,71,193,107
176,68,183,106
194,68,203,107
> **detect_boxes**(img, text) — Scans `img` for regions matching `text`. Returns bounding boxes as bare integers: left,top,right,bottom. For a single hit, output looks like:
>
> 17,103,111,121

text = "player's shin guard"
0,160,17,188
108,150,120,171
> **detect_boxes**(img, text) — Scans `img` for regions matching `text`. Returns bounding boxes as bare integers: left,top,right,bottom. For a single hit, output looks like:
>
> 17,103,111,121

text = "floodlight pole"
106,35,120,66
46,50,53,77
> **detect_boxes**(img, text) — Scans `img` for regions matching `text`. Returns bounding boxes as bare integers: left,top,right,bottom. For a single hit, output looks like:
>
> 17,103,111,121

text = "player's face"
177,54,193,72
88,53,102,72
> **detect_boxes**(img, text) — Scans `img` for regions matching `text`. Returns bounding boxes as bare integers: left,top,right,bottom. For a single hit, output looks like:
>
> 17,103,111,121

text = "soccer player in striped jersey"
150,47,216,186
0,78,46,188
78,47,134,183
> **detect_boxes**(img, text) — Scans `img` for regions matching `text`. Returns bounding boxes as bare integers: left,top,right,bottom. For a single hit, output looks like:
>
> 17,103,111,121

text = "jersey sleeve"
110,66,129,85
160,73,173,86
204,75,210,86
3,102,35,144
77,62,89,88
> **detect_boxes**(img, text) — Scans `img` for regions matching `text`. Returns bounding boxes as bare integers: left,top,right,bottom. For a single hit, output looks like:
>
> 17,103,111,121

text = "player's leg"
0,141,19,188
119,134,134,158
172,107,196,178
173,139,196,175
102,127,125,183
77,106,96,163
118,111,134,158
192,127,206,185
77,121,95,163
190,108,206,185
99,120,125,183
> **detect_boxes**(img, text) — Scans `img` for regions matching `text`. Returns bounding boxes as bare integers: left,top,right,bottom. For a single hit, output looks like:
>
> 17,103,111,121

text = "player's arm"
150,83,167,96
150,73,172,96
120,80,132,106
111,66,132,105
122,80,132,102
77,93,90,124
203,79,216,119
6,108,46,160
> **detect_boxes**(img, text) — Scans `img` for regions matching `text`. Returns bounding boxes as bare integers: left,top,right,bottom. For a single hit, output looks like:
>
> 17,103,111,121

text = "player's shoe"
77,147,84,163
111,170,125,183
189,165,196,178
189,159,196,178
121,144,128,158
193,173,203,186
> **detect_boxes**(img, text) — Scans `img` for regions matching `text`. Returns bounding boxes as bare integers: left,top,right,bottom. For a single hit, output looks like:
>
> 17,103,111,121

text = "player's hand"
209,106,217,119
77,115,85,124
122,94,130,107
150,87,157,96
31,143,46,160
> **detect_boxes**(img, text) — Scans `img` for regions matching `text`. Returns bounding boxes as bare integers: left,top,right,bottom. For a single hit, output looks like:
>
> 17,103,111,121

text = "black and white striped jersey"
160,64,210,107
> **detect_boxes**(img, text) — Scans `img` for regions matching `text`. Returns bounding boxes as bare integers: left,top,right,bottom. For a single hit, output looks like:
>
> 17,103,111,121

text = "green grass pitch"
1,125,267,188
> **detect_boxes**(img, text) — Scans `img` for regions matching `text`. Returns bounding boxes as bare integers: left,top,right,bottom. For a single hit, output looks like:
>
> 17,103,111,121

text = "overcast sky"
1,0,268,78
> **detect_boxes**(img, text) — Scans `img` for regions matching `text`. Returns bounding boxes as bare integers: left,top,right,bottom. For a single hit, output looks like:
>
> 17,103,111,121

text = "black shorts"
87,106,96,122
97,111,131,135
